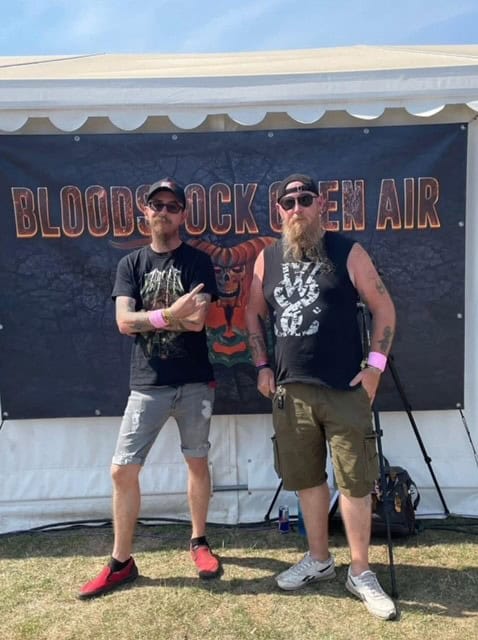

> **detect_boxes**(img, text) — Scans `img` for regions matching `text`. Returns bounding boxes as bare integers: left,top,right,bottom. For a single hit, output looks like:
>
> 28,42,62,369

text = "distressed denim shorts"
112,382,214,466
272,382,378,498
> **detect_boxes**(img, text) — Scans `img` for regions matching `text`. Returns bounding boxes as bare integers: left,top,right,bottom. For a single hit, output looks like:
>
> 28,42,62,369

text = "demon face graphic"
188,237,276,363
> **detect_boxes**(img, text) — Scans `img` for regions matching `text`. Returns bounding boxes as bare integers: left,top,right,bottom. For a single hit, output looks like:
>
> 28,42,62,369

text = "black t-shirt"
112,243,217,388
263,232,363,390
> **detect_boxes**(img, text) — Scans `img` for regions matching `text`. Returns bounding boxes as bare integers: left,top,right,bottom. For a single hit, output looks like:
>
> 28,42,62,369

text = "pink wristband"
255,359,269,367
149,309,167,329
367,351,387,373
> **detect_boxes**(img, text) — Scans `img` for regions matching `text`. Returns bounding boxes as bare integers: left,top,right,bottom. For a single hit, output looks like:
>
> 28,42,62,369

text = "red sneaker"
190,545,221,579
78,557,138,599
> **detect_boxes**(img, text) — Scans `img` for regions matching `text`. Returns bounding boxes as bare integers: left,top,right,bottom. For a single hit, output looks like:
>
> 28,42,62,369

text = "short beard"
282,218,332,270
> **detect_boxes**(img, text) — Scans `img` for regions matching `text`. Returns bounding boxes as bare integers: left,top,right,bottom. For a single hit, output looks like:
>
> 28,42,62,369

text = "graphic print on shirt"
273,262,322,337
139,267,185,359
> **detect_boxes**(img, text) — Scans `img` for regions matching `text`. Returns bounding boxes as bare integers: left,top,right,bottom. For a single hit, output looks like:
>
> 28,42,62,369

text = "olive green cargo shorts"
272,382,378,498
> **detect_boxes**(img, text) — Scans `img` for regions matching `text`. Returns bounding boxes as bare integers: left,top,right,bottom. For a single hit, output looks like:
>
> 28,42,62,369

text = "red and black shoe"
190,543,222,579
78,557,138,599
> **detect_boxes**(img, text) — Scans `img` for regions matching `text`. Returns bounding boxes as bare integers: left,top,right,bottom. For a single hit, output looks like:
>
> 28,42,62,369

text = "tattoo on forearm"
130,317,154,332
248,330,267,360
120,299,155,332
378,326,393,353
375,278,386,295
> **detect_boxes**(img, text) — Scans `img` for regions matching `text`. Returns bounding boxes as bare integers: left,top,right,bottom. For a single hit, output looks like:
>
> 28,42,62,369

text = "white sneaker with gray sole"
346,567,397,620
275,552,336,591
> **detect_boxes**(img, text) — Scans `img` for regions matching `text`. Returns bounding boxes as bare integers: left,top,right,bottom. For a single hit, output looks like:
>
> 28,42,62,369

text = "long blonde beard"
282,217,326,263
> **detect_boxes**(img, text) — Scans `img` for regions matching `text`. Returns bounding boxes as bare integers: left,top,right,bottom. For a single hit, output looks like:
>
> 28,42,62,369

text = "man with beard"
79,177,221,599
245,174,397,620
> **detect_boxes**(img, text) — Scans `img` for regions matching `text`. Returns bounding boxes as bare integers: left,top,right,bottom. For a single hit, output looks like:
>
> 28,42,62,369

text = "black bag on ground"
371,461,420,537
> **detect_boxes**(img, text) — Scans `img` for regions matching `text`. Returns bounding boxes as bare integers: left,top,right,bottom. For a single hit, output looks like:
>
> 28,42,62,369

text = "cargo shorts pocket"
271,435,282,478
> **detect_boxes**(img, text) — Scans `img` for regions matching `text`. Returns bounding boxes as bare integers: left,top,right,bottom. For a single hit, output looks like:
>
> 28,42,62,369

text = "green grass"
1,518,477,640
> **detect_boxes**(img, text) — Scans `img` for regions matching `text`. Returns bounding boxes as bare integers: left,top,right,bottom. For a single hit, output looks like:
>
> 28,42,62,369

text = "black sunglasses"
147,200,184,214
279,194,316,211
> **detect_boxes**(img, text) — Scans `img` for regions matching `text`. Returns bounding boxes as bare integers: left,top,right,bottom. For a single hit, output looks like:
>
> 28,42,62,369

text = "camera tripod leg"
264,479,283,521
373,409,399,599
358,300,449,517
387,354,450,515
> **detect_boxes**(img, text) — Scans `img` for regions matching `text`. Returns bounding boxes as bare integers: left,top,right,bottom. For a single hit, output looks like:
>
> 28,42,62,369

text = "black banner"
0,124,466,418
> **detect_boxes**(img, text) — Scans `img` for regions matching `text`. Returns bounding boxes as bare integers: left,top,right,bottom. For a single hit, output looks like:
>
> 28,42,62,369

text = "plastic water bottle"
278,506,290,533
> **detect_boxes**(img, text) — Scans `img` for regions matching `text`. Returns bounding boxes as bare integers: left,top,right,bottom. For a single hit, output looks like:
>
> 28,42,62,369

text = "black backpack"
371,462,420,537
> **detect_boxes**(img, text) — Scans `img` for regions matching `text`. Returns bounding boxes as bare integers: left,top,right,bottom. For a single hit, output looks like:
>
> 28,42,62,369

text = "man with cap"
79,177,221,599
245,174,397,620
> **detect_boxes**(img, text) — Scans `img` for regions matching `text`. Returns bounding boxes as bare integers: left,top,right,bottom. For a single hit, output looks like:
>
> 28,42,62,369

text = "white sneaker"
275,552,336,591
346,567,397,620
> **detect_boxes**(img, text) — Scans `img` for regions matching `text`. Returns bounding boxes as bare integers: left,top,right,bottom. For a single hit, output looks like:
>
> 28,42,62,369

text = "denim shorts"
112,382,215,466
272,382,378,498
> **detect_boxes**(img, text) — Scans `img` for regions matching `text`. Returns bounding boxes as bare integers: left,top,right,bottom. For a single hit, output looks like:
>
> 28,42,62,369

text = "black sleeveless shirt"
263,232,363,390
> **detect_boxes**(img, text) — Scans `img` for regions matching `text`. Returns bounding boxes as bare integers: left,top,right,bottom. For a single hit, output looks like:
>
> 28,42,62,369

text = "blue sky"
0,0,477,56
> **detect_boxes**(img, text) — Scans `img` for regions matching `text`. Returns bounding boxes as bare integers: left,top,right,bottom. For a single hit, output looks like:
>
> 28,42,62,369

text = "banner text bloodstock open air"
12,177,441,240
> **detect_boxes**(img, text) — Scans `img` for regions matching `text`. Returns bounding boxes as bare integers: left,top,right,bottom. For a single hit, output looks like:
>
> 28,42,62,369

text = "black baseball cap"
146,177,186,207
277,174,319,202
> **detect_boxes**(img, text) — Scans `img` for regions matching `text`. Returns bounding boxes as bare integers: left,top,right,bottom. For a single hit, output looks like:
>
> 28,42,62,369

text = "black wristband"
256,363,271,371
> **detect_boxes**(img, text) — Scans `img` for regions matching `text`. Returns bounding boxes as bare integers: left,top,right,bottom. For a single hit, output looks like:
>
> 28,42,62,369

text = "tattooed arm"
116,296,152,335
115,285,211,336
245,251,269,362
347,243,396,402
245,250,276,398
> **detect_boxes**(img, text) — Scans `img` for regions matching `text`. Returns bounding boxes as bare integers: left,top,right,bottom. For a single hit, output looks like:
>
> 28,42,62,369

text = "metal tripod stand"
358,302,449,516
359,300,450,598
371,407,398,597
386,353,450,515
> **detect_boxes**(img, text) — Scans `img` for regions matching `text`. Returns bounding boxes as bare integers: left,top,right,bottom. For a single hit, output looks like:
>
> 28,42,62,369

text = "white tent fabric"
1,45,478,534
0,46,477,131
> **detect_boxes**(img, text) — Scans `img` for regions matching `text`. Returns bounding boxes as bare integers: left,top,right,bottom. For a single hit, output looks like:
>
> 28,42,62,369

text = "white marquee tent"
1,45,478,534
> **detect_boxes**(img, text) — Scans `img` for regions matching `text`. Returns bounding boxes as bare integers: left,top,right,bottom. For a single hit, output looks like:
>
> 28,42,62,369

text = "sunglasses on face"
147,200,184,214
279,193,316,211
